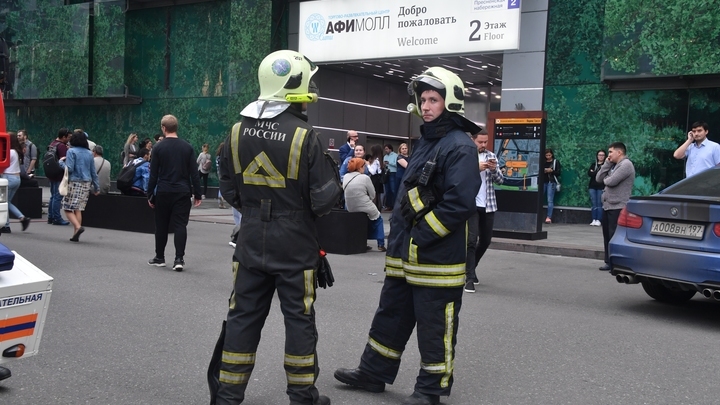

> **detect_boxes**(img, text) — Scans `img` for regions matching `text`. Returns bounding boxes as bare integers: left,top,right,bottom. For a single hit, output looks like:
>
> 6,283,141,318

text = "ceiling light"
479,91,486,95
495,95,501,99
461,57,483,63
442,64,463,72
387,71,394,75
373,74,385,79
466,65,484,71
481,65,488,68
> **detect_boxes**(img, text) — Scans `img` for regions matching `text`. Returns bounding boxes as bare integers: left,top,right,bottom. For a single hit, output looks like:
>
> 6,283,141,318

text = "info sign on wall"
298,0,521,63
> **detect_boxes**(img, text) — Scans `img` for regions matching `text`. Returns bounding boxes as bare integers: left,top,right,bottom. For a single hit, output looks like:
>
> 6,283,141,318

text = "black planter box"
316,209,368,255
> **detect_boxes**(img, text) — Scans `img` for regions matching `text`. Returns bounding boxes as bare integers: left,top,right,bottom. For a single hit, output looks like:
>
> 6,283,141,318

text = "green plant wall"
4,0,274,183
545,0,720,209
6,4,90,98
603,0,720,77
93,0,125,97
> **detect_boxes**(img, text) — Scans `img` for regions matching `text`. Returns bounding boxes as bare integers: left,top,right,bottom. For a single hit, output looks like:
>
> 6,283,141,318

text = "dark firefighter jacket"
218,104,342,270
385,114,482,288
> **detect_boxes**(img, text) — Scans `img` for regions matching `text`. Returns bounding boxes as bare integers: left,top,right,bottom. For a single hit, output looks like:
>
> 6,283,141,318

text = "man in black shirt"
147,115,202,271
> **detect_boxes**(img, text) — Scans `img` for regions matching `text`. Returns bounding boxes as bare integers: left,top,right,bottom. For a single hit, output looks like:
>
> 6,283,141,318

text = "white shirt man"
673,121,720,178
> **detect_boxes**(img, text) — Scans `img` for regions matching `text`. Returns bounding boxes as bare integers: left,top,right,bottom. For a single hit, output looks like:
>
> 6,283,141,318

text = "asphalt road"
1,220,719,405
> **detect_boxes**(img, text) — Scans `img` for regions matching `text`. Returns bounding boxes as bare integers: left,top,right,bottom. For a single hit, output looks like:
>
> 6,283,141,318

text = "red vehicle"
0,93,11,225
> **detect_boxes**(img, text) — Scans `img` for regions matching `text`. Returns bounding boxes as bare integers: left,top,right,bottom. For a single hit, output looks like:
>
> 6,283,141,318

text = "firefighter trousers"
359,276,463,396
216,261,321,405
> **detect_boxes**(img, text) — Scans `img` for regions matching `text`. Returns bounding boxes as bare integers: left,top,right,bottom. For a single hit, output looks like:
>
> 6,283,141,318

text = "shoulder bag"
59,166,69,196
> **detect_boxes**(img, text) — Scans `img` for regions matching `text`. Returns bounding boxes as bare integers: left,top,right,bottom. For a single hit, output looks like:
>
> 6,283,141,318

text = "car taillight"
617,207,642,229
714,223,720,238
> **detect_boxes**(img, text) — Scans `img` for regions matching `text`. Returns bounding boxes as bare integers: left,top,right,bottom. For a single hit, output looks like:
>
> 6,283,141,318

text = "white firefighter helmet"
407,66,466,116
258,50,319,103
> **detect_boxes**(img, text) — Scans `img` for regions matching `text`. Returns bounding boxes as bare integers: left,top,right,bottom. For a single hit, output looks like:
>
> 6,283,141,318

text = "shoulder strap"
97,159,105,174
342,173,360,190
229,122,242,174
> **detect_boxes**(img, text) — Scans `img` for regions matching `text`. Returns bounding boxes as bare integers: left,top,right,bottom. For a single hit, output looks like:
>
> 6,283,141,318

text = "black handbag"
380,167,390,184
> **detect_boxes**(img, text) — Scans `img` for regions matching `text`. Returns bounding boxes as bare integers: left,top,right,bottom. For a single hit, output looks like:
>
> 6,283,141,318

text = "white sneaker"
229,241,236,248
589,220,596,226
593,220,601,226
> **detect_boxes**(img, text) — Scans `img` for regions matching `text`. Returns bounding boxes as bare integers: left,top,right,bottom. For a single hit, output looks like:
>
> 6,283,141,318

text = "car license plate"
650,221,705,240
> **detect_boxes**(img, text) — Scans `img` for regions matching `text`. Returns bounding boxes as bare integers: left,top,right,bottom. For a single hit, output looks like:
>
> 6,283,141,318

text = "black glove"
399,185,435,225
317,249,334,288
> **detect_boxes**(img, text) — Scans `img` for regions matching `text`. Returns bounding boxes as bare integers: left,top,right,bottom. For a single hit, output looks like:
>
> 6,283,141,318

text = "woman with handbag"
0,134,31,233
366,145,384,210
59,131,100,242
343,158,386,251
543,148,561,224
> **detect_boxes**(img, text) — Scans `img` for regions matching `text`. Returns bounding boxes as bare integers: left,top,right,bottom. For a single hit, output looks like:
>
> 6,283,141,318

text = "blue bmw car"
608,166,720,303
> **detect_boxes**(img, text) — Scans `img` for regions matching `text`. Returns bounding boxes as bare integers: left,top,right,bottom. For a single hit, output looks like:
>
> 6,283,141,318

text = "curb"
489,239,604,260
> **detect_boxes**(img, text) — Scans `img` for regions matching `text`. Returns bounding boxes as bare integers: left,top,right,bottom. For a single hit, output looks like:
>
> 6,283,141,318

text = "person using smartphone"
464,130,504,293
543,148,561,223
672,121,720,178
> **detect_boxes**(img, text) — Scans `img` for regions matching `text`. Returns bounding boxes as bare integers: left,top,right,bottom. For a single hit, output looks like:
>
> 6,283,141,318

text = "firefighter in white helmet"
334,67,482,405
208,50,341,405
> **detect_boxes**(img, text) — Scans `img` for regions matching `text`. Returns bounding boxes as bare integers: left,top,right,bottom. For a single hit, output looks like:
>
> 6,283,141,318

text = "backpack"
116,160,144,192
42,143,63,179
202,156,212,172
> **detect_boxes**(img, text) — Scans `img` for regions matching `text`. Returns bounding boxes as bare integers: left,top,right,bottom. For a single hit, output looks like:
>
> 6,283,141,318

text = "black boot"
0,366,11,381
290,394,330,405
401,391,440,405
333,368,385,392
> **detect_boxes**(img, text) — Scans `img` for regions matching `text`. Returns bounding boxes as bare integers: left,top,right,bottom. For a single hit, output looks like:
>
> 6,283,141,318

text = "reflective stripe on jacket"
385,126,481,288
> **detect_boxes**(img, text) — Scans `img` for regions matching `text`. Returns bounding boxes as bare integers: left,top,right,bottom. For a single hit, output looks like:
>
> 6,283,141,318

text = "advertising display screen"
299,0,521,63
493,118,543,191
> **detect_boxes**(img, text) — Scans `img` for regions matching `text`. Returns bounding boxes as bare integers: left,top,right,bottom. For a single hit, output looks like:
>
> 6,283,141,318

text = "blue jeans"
232,207,242,226
544,182,556,218
384,172,398,209
49,181,62,222
368,216,385,247
2,174,23,226
589,188,603,221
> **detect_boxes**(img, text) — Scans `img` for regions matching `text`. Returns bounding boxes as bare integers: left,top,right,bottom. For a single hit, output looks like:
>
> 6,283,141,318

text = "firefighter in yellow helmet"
334,67,482,405
208,50,341,405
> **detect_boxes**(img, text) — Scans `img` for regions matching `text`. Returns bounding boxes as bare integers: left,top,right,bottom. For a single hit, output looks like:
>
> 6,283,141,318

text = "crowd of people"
0,123,227,246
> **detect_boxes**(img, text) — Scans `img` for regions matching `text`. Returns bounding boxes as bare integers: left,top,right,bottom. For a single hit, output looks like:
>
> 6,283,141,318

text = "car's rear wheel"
641,279,696,304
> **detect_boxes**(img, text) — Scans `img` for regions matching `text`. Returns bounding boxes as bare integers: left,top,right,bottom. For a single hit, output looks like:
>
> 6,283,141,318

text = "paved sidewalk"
37,188,604,260
187,202,605,261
